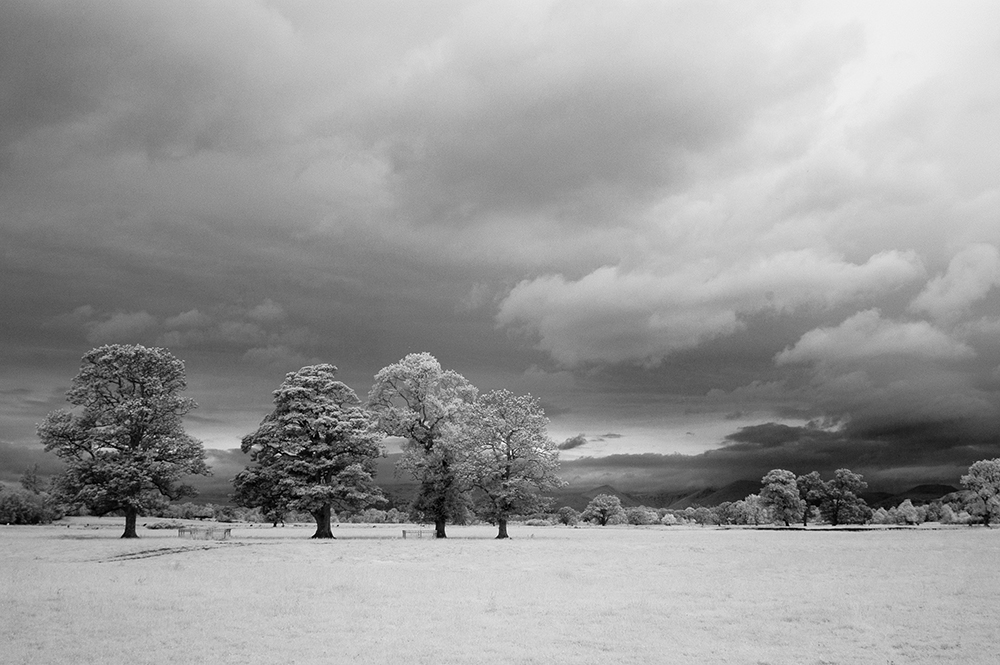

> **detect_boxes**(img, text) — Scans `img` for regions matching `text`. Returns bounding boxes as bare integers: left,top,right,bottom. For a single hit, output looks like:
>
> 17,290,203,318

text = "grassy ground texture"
3,518,998,665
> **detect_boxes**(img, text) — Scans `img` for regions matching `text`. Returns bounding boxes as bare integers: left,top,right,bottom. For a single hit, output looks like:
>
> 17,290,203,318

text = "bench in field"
178,526,232,540
401,529,432,539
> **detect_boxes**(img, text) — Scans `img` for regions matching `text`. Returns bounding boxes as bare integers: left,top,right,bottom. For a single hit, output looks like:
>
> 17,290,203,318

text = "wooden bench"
178,526,232,540
401,529,432,539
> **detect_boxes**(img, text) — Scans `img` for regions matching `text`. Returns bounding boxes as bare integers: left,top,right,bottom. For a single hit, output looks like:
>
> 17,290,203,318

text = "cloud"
359,2,862,228
497,250,923,367
84,311,158,344
560,415,1000,493
558,434,588,451
909,244,1000,323
775,309,975,365
247,298,285,323
0,1,305,159
242,345,317,370
164,309,212,329
0,441,65,483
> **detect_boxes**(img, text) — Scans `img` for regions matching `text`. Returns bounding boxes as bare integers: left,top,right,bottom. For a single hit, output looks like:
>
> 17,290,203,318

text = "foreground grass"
2,520,998,664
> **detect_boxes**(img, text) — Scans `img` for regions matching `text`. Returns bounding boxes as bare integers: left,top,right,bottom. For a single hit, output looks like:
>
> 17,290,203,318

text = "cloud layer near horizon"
3,1,1000,491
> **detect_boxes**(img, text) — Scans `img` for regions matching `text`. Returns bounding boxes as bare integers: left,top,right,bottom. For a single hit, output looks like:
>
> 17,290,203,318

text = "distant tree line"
561,462,1000,528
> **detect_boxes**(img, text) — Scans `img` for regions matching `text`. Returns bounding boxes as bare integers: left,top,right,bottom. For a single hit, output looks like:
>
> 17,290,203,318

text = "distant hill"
864,484,959,509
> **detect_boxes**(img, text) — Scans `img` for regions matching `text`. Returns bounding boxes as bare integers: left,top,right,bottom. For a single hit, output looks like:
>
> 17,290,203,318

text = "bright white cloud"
909,243,1000,323
498,250,923,367
775,309,975,365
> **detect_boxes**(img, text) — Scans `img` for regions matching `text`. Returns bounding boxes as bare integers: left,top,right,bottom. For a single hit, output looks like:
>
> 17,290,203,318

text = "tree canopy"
760,469,805,526
961,458,1000,526
582,493,625,526
819,468,870,526
235,364,385,538
37,344,208,537
367,352,477,538
454,389,563,538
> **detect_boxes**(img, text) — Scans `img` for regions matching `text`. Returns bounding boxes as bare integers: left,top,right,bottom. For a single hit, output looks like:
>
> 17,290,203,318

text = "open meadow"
3,518,999,665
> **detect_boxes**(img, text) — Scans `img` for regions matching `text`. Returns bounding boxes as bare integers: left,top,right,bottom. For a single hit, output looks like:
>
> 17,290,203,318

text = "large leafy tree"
236,364,385,539
454,390,563,539
796,471,826,526
367,352,477,538
961,458,1000,526
37,344,209,538
759,469,805,526
582,493,624,526
819,468,870,526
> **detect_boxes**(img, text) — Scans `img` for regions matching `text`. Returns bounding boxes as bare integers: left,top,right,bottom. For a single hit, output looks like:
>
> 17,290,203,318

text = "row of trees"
568,462,1000,528
232,356,563,539
37,345,562,539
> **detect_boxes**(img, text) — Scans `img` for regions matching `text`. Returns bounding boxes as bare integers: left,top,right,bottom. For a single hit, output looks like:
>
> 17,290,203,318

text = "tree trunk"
434,516,447,539
496,518,509,539
311,504,335,539
121,507,139,539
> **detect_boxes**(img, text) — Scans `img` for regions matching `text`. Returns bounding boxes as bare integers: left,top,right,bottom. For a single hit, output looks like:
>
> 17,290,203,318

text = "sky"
3,0,1000,495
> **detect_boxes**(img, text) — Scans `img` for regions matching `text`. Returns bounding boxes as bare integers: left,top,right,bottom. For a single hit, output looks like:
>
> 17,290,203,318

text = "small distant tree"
231,464,294,527
0,486,62,524
556,506,580,526
625,506,659,525
19,465,47,494
692,506,716,526
896,499,920,525
367,353,477,539
820,469,869,526
961,458,1000,526
582,494,624,526
759,469,805,526
796,471,826,526
712,501,738,525
236,364,385,539
732,495,770,526
37,345,209,538
453,390,563,539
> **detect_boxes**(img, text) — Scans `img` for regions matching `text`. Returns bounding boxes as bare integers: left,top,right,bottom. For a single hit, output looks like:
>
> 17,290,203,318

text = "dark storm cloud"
557,434,588,451
561,417,1000,493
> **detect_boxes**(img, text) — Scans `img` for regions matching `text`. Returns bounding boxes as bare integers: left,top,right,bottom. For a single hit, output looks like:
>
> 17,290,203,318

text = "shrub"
0,488,61,524
556,506,580,526
146,520,186,530
524,518,553,526
625,506,659,525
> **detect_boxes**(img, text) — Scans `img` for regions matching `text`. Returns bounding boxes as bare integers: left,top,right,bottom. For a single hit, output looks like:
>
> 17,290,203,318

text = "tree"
759,469,805,526
896,499,920,525
235,364,385,539
231,463,294,527
19,464,47,494
453,390,563,538
557,506,580,526
961,458,1000,526
37,344,209,538
581,493,624,526
367,353,477,538
819,468,869,526
796,471,826,526
733,494,771,526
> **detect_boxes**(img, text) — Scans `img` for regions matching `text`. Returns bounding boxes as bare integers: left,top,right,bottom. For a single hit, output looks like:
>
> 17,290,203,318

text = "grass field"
3,518,998,664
